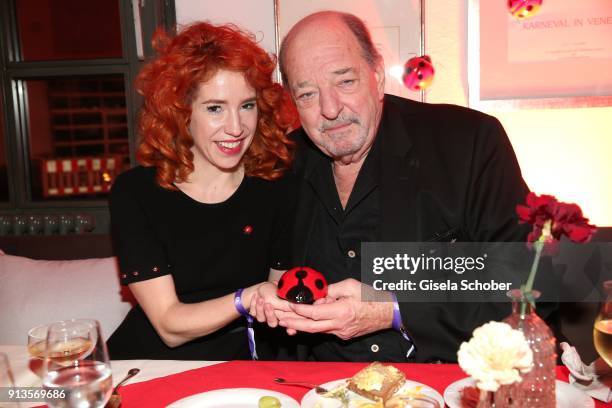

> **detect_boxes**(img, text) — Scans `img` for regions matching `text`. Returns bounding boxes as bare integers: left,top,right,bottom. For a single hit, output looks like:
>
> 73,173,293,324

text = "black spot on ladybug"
419,61,425,68
295,270,307,279
277,278,284,289
287,284,314,304
418,73,423,80
526,5,533,11
315,279,324,290
405,67,413,74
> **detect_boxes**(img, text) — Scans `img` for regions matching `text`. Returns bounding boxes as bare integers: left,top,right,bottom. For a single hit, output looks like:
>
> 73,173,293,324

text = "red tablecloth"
118,361,608,407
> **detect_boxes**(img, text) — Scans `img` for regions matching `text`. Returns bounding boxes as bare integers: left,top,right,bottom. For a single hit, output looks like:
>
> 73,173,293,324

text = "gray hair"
279,11,382,86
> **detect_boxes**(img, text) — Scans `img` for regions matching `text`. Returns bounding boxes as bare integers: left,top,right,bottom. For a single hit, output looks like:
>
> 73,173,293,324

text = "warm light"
102,172,112,183
389,65,404,83
496,108,612,227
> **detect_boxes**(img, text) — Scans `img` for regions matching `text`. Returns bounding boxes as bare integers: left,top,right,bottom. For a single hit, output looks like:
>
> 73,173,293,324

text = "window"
0,0,175,231
0,98,9,202
15,0,123,61
24,75,129,201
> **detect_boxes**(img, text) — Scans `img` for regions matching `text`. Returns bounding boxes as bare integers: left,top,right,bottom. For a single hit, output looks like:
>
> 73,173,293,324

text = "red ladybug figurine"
277,266,328,304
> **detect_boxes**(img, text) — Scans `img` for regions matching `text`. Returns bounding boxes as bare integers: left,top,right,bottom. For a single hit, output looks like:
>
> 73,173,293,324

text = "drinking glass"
594,280,612,367
58,215,74,235
42,319,113,408
27,324,49,360
74,214,95,234
27,324,49,377
0,352,19,407
0,352,16,387
43,215,60,235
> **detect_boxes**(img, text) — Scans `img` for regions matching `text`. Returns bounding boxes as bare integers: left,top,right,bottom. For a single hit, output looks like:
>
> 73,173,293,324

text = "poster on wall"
468,0,612,109
277,0,422,100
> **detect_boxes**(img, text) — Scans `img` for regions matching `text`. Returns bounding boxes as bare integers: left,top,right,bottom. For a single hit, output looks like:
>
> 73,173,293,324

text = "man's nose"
319,89,341,120
224,110,244,137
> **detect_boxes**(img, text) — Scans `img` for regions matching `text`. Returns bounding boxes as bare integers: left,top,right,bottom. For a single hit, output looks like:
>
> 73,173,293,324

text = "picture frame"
467,0,612,110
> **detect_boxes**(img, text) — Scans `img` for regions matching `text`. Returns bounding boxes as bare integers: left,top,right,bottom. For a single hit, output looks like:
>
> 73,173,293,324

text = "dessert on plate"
347,362,406,402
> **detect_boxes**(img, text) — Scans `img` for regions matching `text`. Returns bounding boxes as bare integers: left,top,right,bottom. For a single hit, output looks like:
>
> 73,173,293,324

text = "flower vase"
494,290,556,407
476,389,494,408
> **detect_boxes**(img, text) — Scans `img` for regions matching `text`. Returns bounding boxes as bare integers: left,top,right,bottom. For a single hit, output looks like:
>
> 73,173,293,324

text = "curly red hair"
136,22,297,189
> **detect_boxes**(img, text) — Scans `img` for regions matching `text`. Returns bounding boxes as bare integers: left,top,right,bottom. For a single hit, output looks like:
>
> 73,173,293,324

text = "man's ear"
374,59,385,100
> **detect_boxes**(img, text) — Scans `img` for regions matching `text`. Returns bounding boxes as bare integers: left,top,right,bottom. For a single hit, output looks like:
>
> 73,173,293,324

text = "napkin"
560,342,612,402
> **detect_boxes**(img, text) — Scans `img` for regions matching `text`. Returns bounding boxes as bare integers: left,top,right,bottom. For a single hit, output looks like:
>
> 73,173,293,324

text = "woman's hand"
249,282,293,328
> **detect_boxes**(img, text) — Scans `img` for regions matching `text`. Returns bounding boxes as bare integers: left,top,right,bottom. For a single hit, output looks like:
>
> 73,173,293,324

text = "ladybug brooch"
277,266,328,304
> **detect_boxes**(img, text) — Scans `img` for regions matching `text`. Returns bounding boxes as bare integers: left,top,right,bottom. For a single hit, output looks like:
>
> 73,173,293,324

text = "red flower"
516,192,597,254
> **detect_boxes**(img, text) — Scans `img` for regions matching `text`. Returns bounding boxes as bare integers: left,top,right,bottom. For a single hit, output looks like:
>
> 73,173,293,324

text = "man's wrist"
390,291,402,331
389,291,417,358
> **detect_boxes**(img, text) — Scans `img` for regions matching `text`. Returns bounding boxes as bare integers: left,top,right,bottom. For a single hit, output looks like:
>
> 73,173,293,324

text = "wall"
175,0,612,227
175,0,276,54
427,0,612,226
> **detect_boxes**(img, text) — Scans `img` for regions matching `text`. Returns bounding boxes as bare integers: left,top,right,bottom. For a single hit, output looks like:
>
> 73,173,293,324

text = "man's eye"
242,102,256,110
297,91,315,100
340,79,356,86
206,105,222,113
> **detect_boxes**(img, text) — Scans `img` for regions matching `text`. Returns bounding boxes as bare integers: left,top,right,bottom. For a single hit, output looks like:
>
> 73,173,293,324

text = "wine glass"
74,214,96,234
27,324,49,377
0,352,19,407
27,324,49,360
43,215,60,235
42,319,113,408
0,352,16,387
594,280,612,367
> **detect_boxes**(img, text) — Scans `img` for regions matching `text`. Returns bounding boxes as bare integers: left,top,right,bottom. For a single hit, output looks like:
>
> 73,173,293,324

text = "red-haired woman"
106,22,297,360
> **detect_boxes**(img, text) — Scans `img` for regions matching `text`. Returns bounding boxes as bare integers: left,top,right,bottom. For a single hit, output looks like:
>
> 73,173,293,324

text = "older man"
257,11,553,363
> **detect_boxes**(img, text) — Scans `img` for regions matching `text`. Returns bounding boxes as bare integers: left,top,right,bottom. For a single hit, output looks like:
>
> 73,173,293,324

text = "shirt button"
370,344,379,353
347,250,356,258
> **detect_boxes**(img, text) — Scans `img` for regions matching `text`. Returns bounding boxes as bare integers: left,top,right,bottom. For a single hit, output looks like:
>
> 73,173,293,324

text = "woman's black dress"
106,166,293,360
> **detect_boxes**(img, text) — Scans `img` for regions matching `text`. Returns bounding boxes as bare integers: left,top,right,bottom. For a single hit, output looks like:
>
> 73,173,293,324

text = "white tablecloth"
0,344,221,407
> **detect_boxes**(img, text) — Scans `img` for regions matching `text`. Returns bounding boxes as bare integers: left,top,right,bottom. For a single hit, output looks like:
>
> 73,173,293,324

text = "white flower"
457,321,533,392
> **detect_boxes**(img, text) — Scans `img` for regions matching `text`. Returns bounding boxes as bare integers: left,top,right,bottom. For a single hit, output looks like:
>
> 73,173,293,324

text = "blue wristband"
234,288,250,316
234,288,258,360
391,292,416,358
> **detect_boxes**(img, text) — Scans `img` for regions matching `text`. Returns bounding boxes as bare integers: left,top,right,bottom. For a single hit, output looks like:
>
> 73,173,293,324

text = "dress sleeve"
109,170,170,285
267,173,298,271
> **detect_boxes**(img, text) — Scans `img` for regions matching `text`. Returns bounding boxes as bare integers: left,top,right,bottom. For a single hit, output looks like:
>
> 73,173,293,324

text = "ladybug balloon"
277,266,328,304
508,0,543,20
402,55,435,91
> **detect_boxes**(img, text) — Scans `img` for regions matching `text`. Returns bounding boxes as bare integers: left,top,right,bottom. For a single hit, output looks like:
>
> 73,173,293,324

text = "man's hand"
275,278,394,340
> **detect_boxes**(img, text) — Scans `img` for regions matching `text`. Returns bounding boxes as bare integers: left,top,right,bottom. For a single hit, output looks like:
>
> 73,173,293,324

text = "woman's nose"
224,111,244,137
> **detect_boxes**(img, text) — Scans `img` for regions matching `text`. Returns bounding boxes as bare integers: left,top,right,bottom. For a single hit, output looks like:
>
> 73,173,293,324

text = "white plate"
443,377,594,408
167,387,300,408
300,378,445,407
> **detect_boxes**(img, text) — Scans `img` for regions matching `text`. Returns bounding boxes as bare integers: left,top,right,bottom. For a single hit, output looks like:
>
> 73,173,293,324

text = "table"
116,360,609,407
0,345,217,408
1,345,606,407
